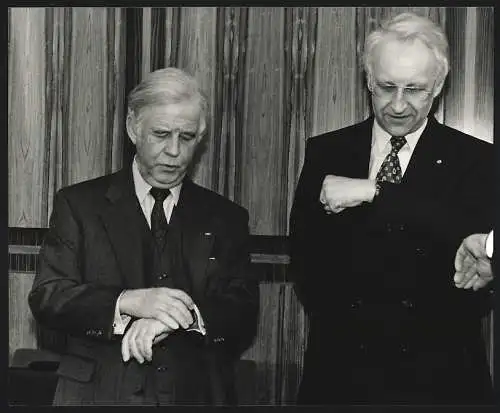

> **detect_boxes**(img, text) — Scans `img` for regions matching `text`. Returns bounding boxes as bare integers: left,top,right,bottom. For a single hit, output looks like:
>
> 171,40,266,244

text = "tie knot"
150,187,171,203
390,136,407,152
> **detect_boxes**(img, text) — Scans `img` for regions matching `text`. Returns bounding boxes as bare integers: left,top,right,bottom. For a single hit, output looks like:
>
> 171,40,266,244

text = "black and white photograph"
7,6,496,407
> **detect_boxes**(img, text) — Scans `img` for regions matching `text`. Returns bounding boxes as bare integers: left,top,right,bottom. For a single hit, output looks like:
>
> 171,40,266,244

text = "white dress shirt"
368,118,428,180
486,230,494,259
113,157,205,335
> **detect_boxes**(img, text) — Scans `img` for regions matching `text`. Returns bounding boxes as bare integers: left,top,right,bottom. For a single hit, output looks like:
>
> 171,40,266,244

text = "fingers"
121,330,130,362
167,288,194,310
454,243,467,272
128,326,144,364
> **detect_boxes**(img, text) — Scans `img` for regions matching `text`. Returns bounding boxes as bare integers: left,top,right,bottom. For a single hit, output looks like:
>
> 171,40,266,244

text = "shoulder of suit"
306,119,371,151
432,119,492,150
186,180,249,218
56,171,121,200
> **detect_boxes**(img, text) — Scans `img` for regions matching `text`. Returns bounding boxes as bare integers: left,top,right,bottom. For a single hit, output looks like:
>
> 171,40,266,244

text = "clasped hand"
320,175,376,214
454,234,493,291
119,287,196,363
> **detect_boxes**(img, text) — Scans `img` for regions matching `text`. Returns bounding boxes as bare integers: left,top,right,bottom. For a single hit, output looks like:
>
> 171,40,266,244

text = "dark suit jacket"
290,116,494,404
28,167,259,405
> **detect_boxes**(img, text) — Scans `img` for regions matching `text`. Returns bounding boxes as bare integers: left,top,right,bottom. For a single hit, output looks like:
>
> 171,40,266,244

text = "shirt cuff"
186,304,207,336
486,230,494,259
113,291,131,335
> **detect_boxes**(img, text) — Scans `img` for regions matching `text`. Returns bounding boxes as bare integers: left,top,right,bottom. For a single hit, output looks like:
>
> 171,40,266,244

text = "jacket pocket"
56,353,96,383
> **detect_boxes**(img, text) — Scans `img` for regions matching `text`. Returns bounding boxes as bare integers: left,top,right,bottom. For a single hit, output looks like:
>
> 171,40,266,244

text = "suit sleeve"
28,190,123,341
196,208,260,358
289,138,331,315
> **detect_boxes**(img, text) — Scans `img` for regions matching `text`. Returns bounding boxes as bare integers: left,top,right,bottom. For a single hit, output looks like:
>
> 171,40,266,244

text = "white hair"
362,12,450,86
127,67,208,133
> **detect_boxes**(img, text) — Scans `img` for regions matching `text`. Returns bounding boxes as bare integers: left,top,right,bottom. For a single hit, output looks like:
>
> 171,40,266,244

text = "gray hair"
362,12,449,86
127,67,208,134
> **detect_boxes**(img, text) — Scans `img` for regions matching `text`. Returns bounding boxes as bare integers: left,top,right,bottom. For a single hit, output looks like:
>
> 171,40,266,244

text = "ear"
432,75,446,99
366,71,375,93
126,109,139,145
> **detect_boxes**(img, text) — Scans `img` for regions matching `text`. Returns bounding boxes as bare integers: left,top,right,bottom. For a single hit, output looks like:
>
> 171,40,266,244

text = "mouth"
157,164,179,172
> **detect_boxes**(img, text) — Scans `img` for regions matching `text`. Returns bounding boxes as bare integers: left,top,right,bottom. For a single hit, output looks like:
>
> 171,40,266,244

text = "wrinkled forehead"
372,38,438,83
137,101,205,131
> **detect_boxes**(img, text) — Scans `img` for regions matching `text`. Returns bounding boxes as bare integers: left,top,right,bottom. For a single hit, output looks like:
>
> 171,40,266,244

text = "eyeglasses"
372,81,434,102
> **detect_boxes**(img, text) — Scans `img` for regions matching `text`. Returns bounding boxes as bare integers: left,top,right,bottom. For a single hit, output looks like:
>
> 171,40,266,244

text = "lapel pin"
436,159,442,164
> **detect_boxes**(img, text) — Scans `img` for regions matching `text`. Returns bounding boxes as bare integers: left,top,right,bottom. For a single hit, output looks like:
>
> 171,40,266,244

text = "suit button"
158,273,168,280
350,298,362,309
399,224,405,231
415,247,425,256
157,366,167,372
400,345,409,354
401,299,414,309
386,224,393,232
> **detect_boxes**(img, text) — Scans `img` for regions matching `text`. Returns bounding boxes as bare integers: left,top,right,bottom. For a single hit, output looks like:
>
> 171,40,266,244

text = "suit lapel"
176,179,215,300
402,117,449,188
99,168,149,289
342,117,374,178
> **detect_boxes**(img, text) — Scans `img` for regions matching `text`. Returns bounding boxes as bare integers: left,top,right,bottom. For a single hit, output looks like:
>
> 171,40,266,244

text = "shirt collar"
132,156,182,205
372,117,428,154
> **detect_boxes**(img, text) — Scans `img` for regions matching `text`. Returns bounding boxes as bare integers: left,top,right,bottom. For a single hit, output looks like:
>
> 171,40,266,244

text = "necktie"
376,136,407,184
150,187,171,248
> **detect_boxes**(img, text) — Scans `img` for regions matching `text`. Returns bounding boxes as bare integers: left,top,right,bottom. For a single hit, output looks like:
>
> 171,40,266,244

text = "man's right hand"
119,287,195,330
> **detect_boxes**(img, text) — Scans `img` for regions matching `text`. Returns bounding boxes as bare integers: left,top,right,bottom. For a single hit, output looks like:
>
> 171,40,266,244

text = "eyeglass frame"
371,79,436,102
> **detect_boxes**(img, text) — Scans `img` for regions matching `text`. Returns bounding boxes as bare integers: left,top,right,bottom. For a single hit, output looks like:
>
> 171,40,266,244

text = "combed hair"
362,12,449,84
127,67,208,130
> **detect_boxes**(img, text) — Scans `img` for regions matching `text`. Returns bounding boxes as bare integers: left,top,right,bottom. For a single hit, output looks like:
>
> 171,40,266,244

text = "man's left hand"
454,233,493,291
320,175,376,214
121,318,172,363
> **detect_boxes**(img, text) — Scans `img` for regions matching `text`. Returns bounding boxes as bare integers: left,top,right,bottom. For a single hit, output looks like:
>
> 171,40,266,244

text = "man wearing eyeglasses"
290,12,494,404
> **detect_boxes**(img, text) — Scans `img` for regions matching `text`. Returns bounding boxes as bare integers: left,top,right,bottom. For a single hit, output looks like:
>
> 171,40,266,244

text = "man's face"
368,38,443,137
127,101,205,188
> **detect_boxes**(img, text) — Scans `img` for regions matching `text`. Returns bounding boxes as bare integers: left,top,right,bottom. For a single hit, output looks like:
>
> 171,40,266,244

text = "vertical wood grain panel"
164,8,181,68
107,8,127,173
141,7,152,78
473,7,493,142
241,283,282,404
176,7,218,190
9,273,38,362
215,7,248,201
312,8,357,136
241,8,285,235
8,8,47,227
284,8,317,235
276,283,308,404
150,7,166,71
66,8,113,185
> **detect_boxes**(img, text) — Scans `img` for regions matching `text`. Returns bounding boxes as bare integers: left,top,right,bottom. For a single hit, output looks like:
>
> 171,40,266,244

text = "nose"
390,88,408,114
163,133,180,157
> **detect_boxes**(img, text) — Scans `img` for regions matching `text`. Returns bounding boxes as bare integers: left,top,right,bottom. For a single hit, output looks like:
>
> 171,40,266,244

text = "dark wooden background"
8,7,494,404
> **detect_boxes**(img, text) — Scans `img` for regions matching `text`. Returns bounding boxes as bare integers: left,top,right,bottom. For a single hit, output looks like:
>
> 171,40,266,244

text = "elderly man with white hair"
28,68,259,405
290,12,494,404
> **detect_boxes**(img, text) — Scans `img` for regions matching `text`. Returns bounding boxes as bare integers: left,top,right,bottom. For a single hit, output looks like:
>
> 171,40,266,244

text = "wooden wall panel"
8,8,47,227
65,7,125,185
9,273,38,362
473,7,494,142
284,8,317,235
312,8,358,136
241,8,286,235
176,7,218,190
214,7,247,200
8,7,126,225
